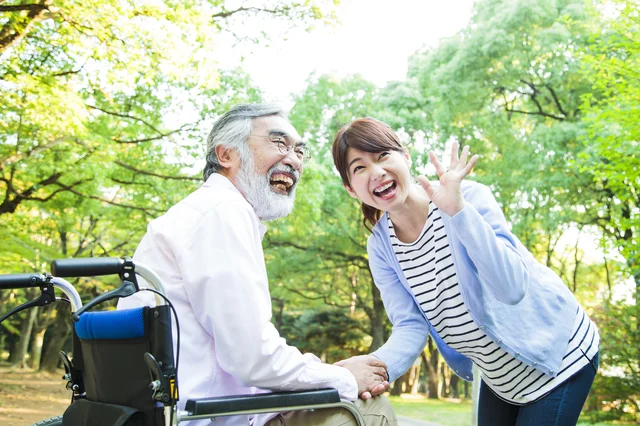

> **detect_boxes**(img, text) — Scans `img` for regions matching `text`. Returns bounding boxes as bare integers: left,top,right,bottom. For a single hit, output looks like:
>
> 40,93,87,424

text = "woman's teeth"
374,181,395,195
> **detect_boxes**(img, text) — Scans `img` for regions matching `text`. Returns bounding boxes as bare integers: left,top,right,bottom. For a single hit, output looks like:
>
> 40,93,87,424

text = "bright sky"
216,0,475,103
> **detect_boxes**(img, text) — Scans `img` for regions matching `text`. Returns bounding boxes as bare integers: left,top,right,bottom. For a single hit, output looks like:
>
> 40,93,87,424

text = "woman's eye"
379,152,389,159
353,166,363,173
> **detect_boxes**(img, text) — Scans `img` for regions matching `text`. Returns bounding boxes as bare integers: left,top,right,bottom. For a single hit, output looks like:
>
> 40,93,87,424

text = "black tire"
31,415,63,426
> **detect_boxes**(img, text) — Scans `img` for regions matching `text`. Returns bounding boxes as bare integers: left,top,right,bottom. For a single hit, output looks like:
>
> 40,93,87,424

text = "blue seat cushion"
75,307,146,340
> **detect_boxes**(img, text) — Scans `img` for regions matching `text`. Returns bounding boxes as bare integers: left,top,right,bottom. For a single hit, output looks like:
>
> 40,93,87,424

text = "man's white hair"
203,104,286,181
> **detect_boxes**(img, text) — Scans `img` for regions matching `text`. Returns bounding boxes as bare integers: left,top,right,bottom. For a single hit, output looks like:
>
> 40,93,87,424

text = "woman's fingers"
418,175,435,198
462,154,479,176
450,141,459,169
429,150,446,177
459,145,470,166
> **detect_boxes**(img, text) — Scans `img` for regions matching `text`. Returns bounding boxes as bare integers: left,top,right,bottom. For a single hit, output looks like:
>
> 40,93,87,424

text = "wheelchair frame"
0,257,366,426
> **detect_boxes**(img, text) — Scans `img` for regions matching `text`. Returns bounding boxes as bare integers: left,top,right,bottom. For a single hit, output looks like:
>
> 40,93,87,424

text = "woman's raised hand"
417,141,478,217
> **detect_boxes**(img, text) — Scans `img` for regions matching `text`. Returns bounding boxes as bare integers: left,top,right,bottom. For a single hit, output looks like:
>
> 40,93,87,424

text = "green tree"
578,0,640,327
267,75,390,352
0,0,339,368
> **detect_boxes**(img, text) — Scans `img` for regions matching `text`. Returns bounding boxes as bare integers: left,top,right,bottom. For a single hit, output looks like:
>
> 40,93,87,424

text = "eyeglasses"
250,134,311,163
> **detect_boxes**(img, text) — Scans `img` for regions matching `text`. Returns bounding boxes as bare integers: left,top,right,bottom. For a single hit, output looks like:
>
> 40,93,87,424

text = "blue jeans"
478,352,599,426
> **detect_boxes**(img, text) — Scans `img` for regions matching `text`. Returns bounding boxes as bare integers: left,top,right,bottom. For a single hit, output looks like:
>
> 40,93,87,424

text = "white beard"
235,153,299,221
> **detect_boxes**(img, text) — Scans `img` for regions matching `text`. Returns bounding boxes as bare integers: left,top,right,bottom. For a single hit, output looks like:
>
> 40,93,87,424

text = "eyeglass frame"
249,133,311,163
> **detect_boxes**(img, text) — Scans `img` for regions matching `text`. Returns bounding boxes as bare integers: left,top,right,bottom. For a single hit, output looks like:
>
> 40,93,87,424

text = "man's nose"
282,149,303,171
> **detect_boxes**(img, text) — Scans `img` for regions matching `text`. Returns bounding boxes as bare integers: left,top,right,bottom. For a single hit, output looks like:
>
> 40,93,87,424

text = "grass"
388,394,472,426
388,394,636,426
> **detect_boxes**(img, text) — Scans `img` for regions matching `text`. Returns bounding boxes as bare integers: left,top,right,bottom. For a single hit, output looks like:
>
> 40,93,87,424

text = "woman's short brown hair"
332,118,404,231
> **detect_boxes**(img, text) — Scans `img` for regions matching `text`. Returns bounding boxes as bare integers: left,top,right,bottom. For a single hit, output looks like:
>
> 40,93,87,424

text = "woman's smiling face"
345,147,412,212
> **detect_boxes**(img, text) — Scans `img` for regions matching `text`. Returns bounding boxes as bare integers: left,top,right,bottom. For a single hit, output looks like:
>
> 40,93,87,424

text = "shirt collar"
204,173,268,239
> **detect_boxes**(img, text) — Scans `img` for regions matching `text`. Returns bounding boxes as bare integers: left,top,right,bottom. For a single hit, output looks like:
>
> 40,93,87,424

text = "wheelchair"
0,257,366,426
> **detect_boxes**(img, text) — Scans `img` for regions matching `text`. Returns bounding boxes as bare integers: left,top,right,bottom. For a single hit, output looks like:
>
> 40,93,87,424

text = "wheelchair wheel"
31,415,63,426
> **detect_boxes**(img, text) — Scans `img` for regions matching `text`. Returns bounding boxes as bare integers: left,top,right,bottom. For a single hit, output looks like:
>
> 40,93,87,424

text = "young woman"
332,117,599,426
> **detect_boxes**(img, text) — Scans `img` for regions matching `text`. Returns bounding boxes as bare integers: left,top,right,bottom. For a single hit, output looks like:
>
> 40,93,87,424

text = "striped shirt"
388,204,599,404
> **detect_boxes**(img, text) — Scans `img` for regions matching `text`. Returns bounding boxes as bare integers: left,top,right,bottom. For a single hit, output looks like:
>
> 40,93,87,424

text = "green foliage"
0,0,339,364
267,75,393,351
577,0,640,284
278,307,369,362
279,0,639,415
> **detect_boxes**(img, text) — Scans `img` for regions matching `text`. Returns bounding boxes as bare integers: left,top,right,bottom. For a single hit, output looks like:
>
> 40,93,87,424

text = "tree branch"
502,106,566,121
212,6,284,20
87,105,163,135
545,85,568,118
0,3,48,12
57,185,163,213
281,283,353,309
113,122,198,144
0,173,89,215
115,161,200,181
496,80,567,121
0,0,51,53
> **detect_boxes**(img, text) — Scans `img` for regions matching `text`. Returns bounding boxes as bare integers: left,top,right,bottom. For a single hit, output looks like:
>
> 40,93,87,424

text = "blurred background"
0,0,638,424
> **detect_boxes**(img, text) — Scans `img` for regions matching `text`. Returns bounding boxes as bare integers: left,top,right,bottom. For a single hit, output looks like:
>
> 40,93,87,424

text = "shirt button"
532,362,537,367
479,325,485,330
514,352,520,358
497,339,502,344
549,370,555,375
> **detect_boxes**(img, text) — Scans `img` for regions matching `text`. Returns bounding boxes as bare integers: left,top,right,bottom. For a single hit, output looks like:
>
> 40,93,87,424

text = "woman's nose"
370,164,386,181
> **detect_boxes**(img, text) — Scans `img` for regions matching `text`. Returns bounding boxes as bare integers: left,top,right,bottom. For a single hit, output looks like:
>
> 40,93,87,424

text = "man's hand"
335,355,390,400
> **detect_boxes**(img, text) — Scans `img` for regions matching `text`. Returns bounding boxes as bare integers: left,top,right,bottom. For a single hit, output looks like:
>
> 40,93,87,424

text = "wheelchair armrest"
185,388,340,416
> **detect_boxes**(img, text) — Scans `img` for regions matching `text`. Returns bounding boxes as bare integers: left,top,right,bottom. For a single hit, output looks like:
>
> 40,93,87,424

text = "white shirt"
118,174,358,426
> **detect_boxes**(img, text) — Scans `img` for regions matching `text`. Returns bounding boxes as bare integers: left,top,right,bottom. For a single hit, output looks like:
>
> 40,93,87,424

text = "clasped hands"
335,355,390,400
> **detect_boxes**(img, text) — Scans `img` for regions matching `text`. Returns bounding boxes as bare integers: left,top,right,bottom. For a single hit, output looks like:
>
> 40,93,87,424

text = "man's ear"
215,145,238,169
344,183,359,199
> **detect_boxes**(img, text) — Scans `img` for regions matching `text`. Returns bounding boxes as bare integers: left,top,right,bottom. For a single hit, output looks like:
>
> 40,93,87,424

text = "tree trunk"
439,362,449,397
426,337,439,399
12,307,39,368
408,362,421,394
449,373,460,398
41,304,72,372
367,280,386,351
28,328,45,369
390,370,406,396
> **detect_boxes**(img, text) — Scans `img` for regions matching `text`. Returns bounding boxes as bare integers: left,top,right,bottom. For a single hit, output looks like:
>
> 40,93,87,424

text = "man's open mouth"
269,172,296,195
373,180,397,198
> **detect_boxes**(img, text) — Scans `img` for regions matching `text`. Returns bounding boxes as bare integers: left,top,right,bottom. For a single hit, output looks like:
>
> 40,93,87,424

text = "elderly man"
118,104,396,426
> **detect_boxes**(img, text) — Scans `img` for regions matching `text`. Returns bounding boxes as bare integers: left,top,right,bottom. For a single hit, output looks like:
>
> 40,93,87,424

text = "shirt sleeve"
173,201,358,400
368,236,429,382
446,182,530,305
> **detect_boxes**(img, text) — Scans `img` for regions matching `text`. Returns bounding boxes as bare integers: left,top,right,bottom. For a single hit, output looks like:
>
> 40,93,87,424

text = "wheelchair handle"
0,273,45,289
0,273,83,313
50,257,167,310
51,257,124,278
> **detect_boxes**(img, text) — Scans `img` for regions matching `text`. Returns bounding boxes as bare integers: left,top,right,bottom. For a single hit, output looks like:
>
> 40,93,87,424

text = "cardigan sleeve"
368,235,429,382
446,182,529,305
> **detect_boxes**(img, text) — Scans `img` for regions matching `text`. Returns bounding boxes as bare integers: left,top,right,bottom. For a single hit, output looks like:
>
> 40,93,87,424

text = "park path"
397,415,443,426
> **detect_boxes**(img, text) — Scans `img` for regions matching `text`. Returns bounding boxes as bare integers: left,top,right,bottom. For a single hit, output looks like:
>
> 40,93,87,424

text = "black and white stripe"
389,205,599,404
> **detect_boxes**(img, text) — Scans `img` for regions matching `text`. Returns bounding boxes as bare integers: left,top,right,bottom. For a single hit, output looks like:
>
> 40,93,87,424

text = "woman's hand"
335,355,389,400
418,141,478,217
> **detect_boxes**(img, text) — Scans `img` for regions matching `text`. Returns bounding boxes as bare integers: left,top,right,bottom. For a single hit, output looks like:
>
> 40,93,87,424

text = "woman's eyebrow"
348,157,362,168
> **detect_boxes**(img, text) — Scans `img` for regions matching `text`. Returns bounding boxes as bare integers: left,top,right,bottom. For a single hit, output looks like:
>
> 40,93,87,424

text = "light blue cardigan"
370,181,578,382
